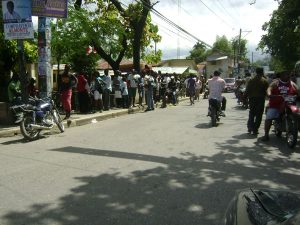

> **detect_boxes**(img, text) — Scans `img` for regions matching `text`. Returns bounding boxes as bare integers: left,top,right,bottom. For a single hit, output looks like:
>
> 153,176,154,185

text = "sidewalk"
0,97,189,138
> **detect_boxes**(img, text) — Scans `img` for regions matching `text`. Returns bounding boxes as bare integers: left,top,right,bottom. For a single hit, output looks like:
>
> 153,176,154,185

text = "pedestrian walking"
245,67,269,135
186,74,196,105
195,77,202,101
59,64,77,119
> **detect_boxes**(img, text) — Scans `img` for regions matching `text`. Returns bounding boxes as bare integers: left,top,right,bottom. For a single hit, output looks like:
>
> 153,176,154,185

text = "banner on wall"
32,0,68,18
2,0,34,39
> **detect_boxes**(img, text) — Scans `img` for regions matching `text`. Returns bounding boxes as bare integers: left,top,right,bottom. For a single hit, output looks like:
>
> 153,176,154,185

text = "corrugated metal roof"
207,55,228,62
152,67,189,74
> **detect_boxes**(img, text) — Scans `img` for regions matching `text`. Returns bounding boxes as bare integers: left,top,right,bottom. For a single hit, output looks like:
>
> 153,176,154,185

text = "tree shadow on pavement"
2,140,300,225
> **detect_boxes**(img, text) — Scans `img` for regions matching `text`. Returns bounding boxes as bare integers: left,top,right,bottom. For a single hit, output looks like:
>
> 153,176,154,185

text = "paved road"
0,93,299,225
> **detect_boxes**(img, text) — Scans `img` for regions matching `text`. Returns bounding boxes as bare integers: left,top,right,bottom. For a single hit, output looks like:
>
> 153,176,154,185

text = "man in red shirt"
261,71,299,141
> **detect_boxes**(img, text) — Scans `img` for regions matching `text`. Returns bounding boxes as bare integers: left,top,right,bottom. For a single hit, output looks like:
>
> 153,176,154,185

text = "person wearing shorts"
261,71,299,141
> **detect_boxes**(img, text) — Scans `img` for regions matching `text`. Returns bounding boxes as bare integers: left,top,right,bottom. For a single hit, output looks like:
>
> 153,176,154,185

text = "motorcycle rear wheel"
52,108,64,133
20,116,40,141
211,107,217,127
286,115,298,148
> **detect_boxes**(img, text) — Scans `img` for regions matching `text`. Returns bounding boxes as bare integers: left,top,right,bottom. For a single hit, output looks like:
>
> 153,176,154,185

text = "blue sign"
32,0,68,18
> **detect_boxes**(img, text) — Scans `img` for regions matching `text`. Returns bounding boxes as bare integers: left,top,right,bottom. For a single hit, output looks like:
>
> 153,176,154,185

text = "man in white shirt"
3,1,21,22
102,69,112,110
127,69,139,107
208,70,226,114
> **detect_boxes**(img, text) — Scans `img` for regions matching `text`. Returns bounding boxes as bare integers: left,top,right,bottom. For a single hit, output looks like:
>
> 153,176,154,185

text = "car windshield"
224,78,235,83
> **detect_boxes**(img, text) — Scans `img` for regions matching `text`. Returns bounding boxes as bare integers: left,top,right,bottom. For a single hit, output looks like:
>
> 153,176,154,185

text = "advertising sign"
2,0,34,39
32,0,68,18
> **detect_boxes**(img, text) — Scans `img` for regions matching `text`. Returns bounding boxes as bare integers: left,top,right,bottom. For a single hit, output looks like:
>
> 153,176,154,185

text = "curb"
0,98,189,138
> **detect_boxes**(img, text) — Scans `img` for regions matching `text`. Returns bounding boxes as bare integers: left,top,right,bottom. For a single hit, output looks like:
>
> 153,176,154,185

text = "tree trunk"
133,30,142,73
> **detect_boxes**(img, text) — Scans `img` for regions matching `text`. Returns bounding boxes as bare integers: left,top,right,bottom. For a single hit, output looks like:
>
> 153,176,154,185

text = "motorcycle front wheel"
274,120,282,137
52,108,64,133
20,116,40,141
286,114,298,148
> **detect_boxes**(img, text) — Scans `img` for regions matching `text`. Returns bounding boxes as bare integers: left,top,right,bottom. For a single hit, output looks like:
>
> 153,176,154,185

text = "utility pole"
237,28,242,75
177,0,181,59
37,17,52,98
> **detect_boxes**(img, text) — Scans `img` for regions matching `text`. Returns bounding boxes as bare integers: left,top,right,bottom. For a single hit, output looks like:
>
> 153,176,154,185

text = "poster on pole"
32,0,68,18
2,0,34,40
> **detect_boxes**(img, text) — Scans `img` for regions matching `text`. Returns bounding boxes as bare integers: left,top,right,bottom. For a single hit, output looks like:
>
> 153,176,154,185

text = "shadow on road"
3,138,299,225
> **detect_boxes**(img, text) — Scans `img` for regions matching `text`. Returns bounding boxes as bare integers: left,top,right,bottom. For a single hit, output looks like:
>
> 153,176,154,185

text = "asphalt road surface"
0,93,299,225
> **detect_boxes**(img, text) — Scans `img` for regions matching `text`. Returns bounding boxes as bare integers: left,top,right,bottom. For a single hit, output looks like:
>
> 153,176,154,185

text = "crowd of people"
54,65,207,119
7,64,300,144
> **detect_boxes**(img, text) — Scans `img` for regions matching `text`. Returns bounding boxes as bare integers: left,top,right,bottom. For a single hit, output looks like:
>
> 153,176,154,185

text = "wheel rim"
23,117,39,137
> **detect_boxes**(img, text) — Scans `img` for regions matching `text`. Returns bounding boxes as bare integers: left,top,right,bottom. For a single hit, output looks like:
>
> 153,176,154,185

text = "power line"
136,0,212,48
215,0,239,24
226,0,242,21
195,0,235,30
152,19,196,43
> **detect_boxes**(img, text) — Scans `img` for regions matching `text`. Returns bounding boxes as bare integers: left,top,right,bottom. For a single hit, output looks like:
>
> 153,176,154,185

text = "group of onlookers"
7,64,207,121
55,65,207,119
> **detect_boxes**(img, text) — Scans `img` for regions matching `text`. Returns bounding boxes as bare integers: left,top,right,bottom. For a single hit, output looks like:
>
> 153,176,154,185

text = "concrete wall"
206,59,233,78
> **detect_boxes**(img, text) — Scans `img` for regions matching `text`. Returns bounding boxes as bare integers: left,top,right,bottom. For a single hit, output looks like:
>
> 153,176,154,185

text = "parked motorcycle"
272,95,300,148
208,98,225,127
224,188,300,225
11,97,65,141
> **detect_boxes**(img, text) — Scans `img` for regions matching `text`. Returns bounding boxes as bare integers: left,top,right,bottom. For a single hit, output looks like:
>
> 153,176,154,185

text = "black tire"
286,115,298,148
52,108,64,133
211,107,217,127
274,120,282,137
20,115,40,141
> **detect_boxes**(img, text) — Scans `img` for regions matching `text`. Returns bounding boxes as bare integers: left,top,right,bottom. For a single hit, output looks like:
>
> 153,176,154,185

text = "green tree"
52,1,161,73
232,38,248,62
186,42,207,64
210,35,233,56
259,0,300,70
109,0,161,72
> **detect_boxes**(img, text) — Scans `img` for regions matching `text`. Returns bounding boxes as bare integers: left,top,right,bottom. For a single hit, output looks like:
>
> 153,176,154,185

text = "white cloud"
151,0,279,60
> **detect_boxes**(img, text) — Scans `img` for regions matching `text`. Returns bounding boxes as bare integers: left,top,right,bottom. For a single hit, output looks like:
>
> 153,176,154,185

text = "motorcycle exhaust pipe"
29,124,53,130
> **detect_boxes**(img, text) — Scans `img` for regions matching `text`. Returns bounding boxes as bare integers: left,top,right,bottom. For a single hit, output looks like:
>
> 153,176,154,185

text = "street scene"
0,94,299,225
1,0,300,224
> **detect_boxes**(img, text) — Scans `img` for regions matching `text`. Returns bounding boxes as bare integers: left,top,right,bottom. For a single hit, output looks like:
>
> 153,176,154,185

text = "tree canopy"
187,35,248,65
258,0,300,70
51,0,161,73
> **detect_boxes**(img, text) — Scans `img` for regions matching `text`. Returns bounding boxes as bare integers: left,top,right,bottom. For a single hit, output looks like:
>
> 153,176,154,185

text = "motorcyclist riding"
207,70,226,116
261,71,299,141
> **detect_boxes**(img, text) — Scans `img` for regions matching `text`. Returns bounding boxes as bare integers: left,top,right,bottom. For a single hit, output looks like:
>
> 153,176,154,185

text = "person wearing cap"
207,70,226,115
245,67,269,135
